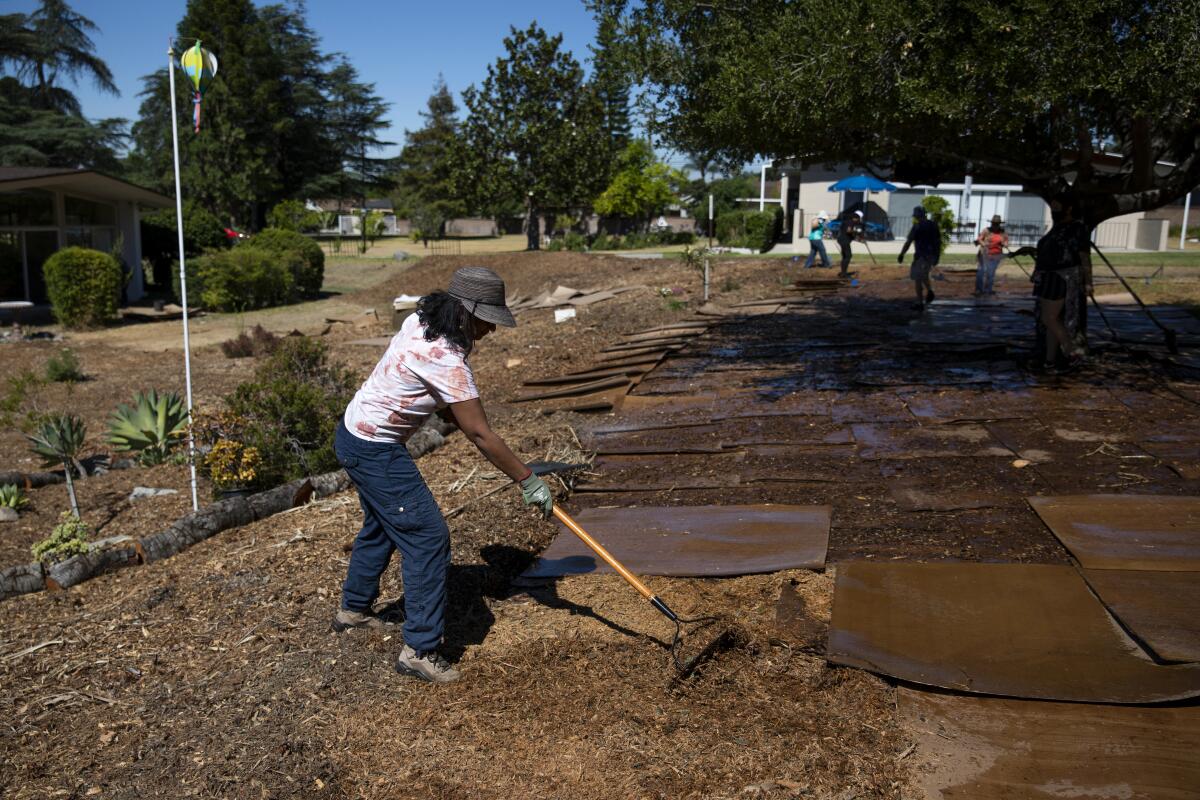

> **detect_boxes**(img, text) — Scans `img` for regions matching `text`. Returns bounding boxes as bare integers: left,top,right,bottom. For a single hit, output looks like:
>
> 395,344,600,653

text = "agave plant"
26,413,87,518
0,483,29,510
107,390,188,465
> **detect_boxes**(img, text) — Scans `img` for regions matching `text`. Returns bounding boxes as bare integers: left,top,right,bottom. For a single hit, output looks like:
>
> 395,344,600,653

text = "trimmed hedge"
43,247,123,328
245,228,324,299
192,248,299,312
715,210,781,252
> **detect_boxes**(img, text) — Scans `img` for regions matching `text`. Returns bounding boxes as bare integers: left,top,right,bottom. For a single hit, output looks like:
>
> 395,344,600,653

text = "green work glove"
519,472,553,519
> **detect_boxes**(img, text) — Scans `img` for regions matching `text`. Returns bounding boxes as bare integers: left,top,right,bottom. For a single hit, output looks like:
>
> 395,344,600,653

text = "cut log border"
0,419,458,602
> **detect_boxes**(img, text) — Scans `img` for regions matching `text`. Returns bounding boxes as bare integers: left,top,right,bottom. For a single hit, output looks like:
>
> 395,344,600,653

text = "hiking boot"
331,607,399,633
925,289,936,304
395,645,460,683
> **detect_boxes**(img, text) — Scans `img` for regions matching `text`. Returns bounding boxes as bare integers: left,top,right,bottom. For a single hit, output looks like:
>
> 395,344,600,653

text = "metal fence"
426,238,463,257
888,217,1050,247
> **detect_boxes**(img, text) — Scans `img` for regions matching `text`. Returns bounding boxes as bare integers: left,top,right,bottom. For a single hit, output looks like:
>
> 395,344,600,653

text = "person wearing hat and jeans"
804,211,831,268
975,215,1008,296
332,266,553,682
898,205,941,310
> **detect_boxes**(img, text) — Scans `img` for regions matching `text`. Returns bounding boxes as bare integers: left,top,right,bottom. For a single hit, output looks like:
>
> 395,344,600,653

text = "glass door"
23,231,59,304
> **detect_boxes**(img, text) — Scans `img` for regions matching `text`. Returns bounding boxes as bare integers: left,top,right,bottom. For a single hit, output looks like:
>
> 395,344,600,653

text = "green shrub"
715,210,778,251
43,247,122,328
31,512,90,563
246,228,325,299
45,348,84,383
107,389,188,465
194,248,298,311
564,231,588,251
0,483,28,510
219,337,356,489
591,233,615,250
0,369,48,430
546,238,565,251
141,201,227,286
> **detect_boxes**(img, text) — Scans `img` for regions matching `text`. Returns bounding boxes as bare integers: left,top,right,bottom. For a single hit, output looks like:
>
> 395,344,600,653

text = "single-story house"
0,167,172,304
744,161,1171,251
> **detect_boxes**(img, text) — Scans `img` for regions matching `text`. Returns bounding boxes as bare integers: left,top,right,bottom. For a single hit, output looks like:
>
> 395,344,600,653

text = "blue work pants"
804,239,830,268
335,421,450,653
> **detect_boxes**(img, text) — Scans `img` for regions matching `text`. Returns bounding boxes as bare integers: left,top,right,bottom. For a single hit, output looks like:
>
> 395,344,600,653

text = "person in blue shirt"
804,210,831,268
897,206,941,310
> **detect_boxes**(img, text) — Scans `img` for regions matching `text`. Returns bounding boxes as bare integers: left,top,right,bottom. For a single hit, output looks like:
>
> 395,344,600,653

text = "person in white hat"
333,266,552,683
804,210,831,268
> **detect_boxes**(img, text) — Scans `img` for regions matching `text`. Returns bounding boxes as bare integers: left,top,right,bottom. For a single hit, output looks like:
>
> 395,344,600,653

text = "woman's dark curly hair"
416,291,474,354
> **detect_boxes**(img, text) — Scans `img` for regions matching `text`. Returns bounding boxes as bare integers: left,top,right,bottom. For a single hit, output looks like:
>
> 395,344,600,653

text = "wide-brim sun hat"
991,214,1003,225
447,266,516,328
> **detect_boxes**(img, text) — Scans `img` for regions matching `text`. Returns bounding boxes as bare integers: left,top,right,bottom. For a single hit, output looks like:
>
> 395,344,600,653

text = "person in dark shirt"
898,206,941,310
1011,193,1092,372
836,209,864,277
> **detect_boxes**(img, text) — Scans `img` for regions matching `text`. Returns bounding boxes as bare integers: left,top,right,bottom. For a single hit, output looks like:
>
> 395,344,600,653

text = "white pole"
759,164,767,212
708,193,714,249
168,44,200,512
703,257,710,301
1180,191,1192,250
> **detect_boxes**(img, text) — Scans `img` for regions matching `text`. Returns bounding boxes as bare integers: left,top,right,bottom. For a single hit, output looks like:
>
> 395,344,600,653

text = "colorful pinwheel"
179,41,218,132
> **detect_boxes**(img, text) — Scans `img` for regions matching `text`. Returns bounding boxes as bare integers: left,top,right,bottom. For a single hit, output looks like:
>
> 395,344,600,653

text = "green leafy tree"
392,76,466,237
594,140,684,229
604,0,1200,224
0,1,125,168
267,199,323,232
920,196,954,254
458,23,610,248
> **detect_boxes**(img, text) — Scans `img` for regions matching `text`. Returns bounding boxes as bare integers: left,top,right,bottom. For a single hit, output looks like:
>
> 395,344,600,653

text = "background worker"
1012,194,1091,372
898,205,941,310
804,210,831,268
836,208,865,277
333,266,553,683
975,214,1008,296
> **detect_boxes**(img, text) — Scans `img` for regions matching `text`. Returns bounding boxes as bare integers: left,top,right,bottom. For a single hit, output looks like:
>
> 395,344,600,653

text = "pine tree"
391,76,466,238
590,9,632,161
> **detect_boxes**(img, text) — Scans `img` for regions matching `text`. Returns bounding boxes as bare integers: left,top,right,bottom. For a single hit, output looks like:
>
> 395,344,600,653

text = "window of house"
0,189,55,227
64,195,116,226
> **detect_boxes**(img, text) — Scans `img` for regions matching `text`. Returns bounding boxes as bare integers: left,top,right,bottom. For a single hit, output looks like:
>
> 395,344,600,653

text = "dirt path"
2,252,1197,798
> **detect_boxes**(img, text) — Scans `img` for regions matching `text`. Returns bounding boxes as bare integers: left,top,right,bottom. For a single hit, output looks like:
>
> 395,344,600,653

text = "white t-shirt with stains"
343,313,479,443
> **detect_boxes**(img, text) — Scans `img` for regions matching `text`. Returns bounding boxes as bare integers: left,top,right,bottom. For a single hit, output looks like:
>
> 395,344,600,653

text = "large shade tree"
458,23,609,248
599,0,1200,225
0,0,125,168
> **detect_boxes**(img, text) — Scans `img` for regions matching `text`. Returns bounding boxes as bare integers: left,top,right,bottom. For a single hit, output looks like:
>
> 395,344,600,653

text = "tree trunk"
0,563,45,600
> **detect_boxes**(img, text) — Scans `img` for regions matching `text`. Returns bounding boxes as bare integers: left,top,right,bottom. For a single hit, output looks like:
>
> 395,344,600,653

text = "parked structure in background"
748,161,1173,252
0,168,172,305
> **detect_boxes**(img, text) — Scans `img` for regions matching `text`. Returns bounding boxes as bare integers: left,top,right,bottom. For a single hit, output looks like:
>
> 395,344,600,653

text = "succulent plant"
26,413,87,518
0,483,29,510
107,390,188,465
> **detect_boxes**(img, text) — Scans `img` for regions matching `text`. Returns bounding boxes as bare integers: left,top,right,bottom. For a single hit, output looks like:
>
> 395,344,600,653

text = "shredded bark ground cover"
1,252,1198,798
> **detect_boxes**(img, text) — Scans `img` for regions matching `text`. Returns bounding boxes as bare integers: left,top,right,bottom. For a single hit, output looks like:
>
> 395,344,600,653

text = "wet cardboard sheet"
1082,569,1200,663
827,562,1200,703
1028,494,1200,571
522,504,830,578
898,687,1200,800
851,424,1013,460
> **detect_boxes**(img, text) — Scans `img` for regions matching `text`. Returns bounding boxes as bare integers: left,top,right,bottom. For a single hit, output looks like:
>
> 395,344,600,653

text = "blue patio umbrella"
829,174,896,265
828,174,897,192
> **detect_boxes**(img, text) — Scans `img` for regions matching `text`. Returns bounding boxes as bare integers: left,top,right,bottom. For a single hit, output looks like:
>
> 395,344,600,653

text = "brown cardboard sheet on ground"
1082,569,1200,663
851,424,1014,460
1028,494,1200,571
521,504,829,578
515,376,630,402
827,562,1200,703
897,687,1200,800
522,363,656,386
1140,441,1200,480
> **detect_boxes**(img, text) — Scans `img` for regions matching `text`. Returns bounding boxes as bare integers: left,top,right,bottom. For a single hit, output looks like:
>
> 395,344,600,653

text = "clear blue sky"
8,0,608,158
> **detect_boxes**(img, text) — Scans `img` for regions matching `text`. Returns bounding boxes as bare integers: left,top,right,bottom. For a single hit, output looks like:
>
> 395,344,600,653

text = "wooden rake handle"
551,505,678,622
